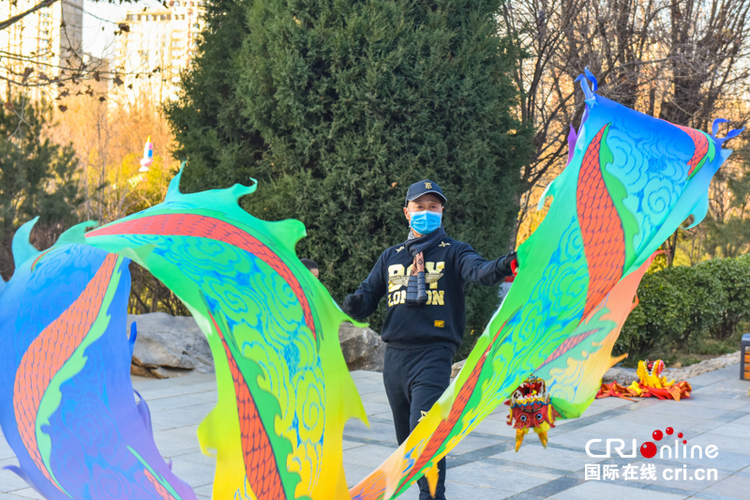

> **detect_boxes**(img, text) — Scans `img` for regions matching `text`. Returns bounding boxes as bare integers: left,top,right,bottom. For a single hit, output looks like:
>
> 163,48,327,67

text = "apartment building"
0,0,84,99
115,1,206,103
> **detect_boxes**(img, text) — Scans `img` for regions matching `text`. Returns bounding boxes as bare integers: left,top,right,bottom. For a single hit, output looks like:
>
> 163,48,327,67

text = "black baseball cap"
300,258,318,271
404,179,447,207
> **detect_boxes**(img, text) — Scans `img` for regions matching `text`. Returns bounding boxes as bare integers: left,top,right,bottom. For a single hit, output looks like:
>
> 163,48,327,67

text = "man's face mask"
409,210,442,234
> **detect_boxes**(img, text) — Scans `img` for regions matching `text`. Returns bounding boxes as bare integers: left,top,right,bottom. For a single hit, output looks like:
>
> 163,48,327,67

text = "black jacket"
345,236,513,353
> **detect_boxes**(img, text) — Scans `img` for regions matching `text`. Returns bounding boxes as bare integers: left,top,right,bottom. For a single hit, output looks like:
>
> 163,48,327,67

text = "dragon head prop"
636,359,674,389
505,376,559,451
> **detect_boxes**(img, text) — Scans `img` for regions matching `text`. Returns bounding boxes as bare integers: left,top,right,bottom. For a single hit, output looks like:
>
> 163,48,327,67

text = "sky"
80,0,165,59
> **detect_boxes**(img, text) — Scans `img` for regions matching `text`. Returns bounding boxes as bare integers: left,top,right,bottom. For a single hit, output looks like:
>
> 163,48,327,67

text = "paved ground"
1,364,749,499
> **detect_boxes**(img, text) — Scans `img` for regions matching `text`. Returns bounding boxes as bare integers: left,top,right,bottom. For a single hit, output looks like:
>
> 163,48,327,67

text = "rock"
152,366,194,379
451,360,465,378
602,366,638,385
127,313,214,378
663,351,740,381
130,363,155,379
601,351,741,385
339,323,385,372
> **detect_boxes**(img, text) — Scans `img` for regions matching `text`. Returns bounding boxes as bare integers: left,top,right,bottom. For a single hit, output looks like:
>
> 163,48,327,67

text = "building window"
160,15,166,20
137,14,141,21
181,14,186,20
167,14,172,20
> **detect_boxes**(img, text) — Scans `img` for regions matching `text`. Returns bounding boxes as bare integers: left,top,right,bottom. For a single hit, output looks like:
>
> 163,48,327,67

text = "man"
342,180,517,499
300,258,319,279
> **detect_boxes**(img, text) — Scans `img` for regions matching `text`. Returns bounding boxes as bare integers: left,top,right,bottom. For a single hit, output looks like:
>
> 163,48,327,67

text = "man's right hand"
502,251,518,270
343,293,364,317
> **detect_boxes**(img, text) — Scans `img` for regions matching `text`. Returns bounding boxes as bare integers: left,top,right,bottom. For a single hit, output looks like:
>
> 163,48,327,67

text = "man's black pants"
383,344,453,500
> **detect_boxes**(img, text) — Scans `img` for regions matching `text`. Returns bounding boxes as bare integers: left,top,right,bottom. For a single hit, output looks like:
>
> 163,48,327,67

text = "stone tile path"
1,364,749,499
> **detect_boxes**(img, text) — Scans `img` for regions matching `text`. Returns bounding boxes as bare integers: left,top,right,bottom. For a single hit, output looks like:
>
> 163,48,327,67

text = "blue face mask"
410,210,442,234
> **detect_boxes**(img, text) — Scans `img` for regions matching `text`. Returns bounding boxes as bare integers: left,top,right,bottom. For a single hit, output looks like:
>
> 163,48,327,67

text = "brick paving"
1,364,748,499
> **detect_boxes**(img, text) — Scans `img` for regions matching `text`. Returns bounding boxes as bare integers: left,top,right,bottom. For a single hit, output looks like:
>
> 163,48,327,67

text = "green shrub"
616,270,687,357
665,265,725,347
703,254,750,340
615,256,750,362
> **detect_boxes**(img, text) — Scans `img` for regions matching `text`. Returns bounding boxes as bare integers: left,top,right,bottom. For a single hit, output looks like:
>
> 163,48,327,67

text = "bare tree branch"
505,0,750,250
0,0,59,32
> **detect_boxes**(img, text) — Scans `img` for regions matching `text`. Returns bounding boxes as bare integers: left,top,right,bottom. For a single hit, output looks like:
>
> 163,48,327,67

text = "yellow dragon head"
635,359,674,389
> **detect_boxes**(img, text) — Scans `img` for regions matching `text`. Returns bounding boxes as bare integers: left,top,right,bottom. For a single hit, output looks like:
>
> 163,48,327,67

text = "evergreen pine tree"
0,97,81,279
166,0,531,354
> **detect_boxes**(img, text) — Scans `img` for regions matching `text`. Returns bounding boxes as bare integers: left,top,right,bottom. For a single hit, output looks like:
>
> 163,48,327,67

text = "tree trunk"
150,278,159,313
666,230,679,266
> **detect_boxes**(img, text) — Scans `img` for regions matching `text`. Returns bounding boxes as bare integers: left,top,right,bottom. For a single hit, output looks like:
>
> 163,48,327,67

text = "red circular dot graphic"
640,442,657,459
683,440,687,444
653,430,664,441
666,427,674,435
678,432,684,438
